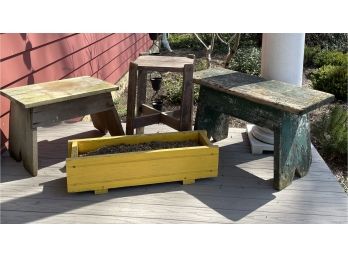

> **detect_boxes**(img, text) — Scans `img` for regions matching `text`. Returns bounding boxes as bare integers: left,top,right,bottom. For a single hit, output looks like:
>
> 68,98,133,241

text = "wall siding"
0,33,152,152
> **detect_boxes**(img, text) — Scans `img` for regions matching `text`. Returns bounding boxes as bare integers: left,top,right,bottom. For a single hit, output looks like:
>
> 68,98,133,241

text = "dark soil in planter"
80,140,200,157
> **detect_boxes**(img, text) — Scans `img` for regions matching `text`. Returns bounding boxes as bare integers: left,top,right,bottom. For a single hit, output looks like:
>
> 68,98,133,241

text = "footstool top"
0,76,116,108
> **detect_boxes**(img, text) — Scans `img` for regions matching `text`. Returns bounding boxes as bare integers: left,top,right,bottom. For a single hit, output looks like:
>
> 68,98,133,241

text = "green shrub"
239,33,262,48
169,34,202,50
194,58,207,71
313,50,348,67
163,75,200,105
310,65,348,101
169,33,226,52
305,33,348,52
228,47,261,76
304,46,321,67
312,105,348,160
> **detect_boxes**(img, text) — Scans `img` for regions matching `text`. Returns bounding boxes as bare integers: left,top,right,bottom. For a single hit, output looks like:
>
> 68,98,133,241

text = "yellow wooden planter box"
66,130,219,194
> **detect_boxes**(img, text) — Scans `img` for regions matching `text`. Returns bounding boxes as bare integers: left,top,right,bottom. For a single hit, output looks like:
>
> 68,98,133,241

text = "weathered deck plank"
1,122,347,224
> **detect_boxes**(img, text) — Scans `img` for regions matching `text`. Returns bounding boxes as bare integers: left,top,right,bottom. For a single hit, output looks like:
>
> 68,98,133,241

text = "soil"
80,140,200,157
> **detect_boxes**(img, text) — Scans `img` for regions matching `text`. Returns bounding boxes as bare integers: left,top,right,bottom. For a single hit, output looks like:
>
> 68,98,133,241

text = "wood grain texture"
135,70,147,134
193,68,335,114
134,55,194,72
0,76,117,108
179,64,194,131
8,101,38,176
274,114,312,190
126,62,138,135
1,122,347,224
32,93,115,128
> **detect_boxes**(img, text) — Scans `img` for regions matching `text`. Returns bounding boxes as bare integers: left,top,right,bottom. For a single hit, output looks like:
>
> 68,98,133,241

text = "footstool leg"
9,102,38,176
9,102,22,161
22,126,38,176
91,93,124,136
273,114,311,190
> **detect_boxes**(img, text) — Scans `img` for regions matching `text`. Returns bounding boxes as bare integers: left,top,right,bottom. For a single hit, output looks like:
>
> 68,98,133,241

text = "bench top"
0,76,116,108
134,55,194,72
193,68,335,114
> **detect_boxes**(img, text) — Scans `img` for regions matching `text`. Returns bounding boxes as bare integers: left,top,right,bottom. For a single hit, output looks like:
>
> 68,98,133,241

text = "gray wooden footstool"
0,76,124,176
193,68,334,190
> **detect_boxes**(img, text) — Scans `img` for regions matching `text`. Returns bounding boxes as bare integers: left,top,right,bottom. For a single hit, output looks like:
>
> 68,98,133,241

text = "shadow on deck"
1,122,347,224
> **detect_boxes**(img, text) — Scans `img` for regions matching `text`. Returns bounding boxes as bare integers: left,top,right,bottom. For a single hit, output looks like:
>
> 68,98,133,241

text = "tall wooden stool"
126,55,194,135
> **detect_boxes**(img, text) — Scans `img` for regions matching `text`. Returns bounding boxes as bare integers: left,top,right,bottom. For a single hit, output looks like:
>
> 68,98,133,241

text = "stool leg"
179,63,194,131
126,62,138,135
136,70,147,134
274,114,311,190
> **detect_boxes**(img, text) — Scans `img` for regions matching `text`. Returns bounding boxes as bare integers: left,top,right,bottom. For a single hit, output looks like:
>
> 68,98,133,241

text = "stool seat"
134,55,194,71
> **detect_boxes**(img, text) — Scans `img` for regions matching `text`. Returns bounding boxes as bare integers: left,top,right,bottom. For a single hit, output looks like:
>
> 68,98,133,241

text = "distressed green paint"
193,68,335,115
194,68,334,190
195,86,283,139
274,114,311,190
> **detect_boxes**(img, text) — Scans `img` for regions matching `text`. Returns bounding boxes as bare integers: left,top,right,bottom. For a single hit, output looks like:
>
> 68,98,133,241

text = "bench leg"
194,88,229,141
22,120,38,176
273,114,311,190
9,102,22,161
91,93,124,136
9,102,38,176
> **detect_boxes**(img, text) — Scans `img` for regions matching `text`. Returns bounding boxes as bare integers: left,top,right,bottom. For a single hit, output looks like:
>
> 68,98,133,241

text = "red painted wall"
0,33,152,152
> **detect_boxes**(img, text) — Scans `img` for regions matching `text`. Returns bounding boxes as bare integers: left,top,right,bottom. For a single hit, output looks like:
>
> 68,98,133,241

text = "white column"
261,33,305,85
249,33,305,153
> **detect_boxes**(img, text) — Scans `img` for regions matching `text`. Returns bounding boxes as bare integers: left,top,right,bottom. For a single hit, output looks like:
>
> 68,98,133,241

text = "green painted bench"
193,68,335,190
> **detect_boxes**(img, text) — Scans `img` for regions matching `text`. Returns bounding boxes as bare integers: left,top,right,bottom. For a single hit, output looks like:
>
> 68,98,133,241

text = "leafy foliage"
169,33,261,54
238,33,262,48
305,33,348,52
310,65,348,101
169,33,203,51
162,74,200,105
312,105,348,160
313,50,348,67
228,47,261,76
303,46,321,67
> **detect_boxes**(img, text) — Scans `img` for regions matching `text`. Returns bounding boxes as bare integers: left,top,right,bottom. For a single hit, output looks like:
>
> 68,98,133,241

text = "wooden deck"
1,121,347,223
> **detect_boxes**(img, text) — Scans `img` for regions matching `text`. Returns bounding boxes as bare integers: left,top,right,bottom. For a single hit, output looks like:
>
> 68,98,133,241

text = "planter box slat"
66,130,219,194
